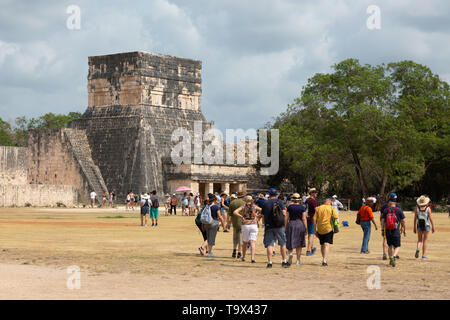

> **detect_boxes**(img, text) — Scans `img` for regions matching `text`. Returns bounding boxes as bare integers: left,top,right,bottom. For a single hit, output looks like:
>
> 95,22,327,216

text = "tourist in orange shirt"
357,197,378,254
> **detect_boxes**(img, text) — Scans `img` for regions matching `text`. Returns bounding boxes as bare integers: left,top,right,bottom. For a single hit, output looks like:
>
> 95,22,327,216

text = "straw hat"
416,195,430,207
236,192,246,198
291,193,301,201
142,193,150,200
230,194,237,199
244,195,253,203
308,188,318,194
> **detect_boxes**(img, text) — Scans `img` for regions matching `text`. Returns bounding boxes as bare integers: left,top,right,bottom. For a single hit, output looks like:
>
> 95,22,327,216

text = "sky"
0,0,449,132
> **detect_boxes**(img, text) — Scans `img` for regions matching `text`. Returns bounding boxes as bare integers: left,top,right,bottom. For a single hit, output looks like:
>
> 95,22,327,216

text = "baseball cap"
389,193,397,199
208,193,216,200
269,188,278,195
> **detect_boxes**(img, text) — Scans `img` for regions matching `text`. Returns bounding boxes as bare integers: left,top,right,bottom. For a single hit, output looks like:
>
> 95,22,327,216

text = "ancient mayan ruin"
8,51,268,205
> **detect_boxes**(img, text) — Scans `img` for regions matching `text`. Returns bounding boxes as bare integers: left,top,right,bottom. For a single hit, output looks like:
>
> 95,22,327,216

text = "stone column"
221,183,230,195
207,182,214,194
191,181,199,195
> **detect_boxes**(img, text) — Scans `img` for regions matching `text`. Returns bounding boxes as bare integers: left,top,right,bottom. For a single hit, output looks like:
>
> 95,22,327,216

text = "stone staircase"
64,129,108,204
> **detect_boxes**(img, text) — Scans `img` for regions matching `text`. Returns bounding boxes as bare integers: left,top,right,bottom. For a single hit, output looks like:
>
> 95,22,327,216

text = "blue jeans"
360,220,371,252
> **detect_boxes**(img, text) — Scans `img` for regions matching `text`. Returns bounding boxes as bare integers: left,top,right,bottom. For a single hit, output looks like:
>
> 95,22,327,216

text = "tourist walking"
140,193,151,226
285,193,307,265
314,198,339,266
188,193,195,216
164,193,170,216
102,192,108,207
331,195,344,214
90,191,97,208
261,188,290,268
150,190,160,226
357,197,378,254
304,188,319,256
414,195,435,260
202,194,226,257
228,192,245,259
379,193,402,260
108,190,115,207
170,193,178,215
195,208,208,256
381,198,406,267
194,193,202,214
220,193,230,232
233,196,262,263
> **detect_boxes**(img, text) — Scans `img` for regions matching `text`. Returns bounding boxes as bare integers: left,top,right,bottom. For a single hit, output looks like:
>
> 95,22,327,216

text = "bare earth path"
0,207,449,299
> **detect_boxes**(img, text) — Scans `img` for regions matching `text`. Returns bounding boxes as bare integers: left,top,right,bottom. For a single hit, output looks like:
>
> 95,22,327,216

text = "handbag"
331,207,340,233
356,206,368,225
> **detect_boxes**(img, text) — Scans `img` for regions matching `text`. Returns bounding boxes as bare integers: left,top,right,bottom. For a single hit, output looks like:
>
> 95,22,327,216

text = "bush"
24,202,32,207
56,201,66,208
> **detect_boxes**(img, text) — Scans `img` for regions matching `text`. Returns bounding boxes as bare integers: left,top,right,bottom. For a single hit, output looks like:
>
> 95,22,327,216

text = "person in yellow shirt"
314,198,339,266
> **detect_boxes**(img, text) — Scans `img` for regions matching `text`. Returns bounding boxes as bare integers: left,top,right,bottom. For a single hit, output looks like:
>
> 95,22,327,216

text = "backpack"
152,197,159,208
143,199,150,207
385,207,398,230
271,200,285,228
330,207,340,233
200,204,214,225
417,206,429,229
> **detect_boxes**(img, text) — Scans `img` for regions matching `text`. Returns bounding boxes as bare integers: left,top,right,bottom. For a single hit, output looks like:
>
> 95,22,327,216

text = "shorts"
150,208,159,219
204,222,220,246
417,225,430,232
317,231,334,245
141,206,150,215
242,224,258,242
220,207,227,214
385,230,401,247
307,221,315,235
263,227,287,248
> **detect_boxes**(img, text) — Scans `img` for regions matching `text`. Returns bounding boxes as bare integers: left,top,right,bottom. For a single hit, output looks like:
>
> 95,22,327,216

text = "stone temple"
23,52,267,204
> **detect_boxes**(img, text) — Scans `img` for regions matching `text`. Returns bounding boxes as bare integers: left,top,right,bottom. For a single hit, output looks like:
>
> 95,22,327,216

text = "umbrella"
175,186,191,192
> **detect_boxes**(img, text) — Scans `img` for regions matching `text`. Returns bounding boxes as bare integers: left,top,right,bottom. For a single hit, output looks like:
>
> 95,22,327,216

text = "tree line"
0,112,82,147
267,59,449,202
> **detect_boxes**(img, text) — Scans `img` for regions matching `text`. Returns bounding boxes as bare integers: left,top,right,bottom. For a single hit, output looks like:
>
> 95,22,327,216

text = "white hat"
332,195,338,198
366,197,376,203
142,193,150,200
416,195,430,207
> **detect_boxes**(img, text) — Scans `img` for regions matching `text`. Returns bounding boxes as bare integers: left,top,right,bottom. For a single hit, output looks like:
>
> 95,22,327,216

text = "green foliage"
270,59,450,200
0,117,14,146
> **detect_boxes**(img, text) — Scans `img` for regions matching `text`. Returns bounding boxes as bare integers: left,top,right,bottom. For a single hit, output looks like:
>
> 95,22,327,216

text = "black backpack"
152,197,160,208
271,200,285,228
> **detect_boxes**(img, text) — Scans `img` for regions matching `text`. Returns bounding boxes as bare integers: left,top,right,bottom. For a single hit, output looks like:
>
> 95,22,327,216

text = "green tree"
0,117,13,146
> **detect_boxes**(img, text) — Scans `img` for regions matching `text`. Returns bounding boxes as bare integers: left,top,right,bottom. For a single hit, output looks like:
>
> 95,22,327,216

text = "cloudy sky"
0,0,449,132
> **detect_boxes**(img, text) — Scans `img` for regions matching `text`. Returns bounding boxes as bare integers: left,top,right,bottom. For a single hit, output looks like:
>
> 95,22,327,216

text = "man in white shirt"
90,191,97,208
331,195,344,214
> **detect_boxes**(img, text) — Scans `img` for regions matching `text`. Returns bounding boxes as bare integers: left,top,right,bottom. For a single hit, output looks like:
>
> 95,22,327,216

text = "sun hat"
230,194,237,199
142,193,150,199
309,188,318,194
366,197,376,203
244,195,253,202
416,195,430,207
332,195,338,198
269,188,278,196
291,193,301,201
236,191,246,198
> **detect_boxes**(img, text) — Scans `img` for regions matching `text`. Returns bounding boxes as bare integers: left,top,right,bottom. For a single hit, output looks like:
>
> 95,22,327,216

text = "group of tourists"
89,190,116,208
164,192,203,216
195,187,438,268
137,191,160,227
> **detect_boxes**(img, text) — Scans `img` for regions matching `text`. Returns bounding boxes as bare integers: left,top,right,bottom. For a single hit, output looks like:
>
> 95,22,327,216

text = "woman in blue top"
204,194,226,258
285,193,307,265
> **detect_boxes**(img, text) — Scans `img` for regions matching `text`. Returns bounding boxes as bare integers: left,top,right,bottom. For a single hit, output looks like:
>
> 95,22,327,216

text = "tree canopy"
269,59,449,201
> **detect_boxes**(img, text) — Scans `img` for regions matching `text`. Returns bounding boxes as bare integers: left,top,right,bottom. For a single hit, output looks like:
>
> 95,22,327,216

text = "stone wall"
0,146,28,185
0,184,77,207
27,129,93,203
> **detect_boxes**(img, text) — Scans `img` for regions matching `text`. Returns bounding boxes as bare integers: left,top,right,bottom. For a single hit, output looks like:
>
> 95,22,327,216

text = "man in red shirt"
305,188,318,256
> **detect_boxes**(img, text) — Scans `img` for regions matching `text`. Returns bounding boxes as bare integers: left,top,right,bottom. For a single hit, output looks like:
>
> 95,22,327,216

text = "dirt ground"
0,207,449,300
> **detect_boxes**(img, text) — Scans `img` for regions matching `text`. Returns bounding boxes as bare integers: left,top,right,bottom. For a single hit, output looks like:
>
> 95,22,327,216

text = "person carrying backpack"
304,188,319,256
414,195,435,260
261,188,290,268
200,194,225,258
195,208,208,256
381,198,406,267
150,190,160,227
140,193,151,226
379,193,402,260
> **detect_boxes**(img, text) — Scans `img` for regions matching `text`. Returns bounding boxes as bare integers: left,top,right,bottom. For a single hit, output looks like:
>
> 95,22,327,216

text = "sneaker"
415,249,420,259
288,254,293,265
311,247,317,255
296,260,302,265
198,247,205,256
306,251,312,256
241,257,245,262
155,223,158,227
395,255,400,259
382,254,387,260
207,253,215,258
232,249,236,258
322,262,328,266
237,252,242,259
389,257,396,267
152,223,155,227
251,260,256,263
266,262,273,268
223,229,229,233
364,251,370,254
422,256,428,260
282,261,291,268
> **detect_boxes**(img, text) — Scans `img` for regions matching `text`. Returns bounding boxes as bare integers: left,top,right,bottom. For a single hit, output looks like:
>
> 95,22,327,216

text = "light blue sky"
0,0,449,132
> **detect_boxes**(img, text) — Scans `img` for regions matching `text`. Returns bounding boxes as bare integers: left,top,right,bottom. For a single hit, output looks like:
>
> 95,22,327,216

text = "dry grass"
0,207,449,299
